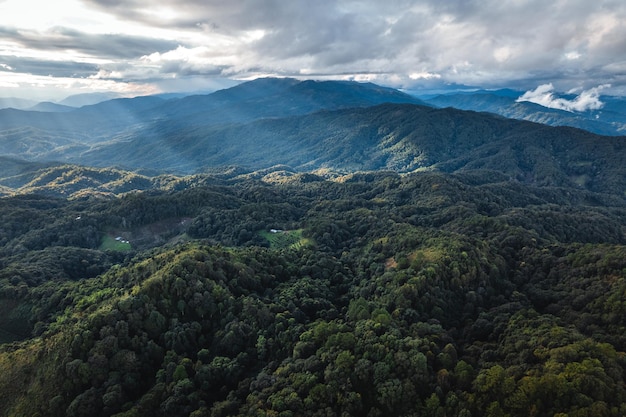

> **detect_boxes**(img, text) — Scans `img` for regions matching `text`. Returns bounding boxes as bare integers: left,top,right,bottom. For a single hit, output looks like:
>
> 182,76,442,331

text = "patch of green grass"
100,235,132,251
259,229,311,250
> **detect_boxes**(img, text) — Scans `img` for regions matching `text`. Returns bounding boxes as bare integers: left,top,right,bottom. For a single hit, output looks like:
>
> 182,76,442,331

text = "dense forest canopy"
1,73,626,417
0,166,625,417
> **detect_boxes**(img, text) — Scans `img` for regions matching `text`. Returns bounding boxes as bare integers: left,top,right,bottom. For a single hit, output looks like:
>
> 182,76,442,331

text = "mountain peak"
154,77,426,125
27,102,75,113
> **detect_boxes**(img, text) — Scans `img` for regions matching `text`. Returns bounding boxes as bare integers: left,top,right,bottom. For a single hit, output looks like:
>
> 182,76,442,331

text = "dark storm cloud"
0,55,98,78
76,0,626,92
158,60,228,77
81,0,412,61
0,26,179,59
80,0,323,30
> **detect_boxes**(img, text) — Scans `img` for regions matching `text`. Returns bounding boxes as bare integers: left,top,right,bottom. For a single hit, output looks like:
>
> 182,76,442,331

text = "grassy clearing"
100,235,132,251
259,229,311,250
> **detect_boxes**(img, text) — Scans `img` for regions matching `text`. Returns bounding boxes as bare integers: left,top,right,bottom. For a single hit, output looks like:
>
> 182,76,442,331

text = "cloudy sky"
1,0,625,101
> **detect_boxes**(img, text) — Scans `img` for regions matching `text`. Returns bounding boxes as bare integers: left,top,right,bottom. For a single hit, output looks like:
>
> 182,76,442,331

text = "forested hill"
2,102,626,196
1,168,626,416
1,77,626,417
86,103,625,195
2,78,625,192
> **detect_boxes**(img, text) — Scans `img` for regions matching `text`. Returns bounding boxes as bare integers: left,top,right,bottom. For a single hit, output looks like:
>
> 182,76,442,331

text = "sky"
1,0,626,102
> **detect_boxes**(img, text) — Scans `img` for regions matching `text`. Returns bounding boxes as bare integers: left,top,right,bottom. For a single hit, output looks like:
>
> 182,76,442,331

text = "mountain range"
3,79,626,417
422,89,626,136
0,78,423,168
0,77,625,198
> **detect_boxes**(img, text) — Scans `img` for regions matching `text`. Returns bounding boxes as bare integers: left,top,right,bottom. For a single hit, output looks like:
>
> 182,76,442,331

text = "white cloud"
494,47,513,63
89,69,125,80
516,83,609,112
409,72,441,80
0,80,19,88
141,45,234,76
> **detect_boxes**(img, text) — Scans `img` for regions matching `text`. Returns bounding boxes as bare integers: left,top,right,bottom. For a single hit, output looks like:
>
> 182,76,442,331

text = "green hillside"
72,103,626,196
1,79,625,196
1,78,626,417
0,170,625,416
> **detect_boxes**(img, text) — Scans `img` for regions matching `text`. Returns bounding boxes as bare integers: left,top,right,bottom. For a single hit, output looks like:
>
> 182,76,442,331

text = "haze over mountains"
0,93,125,111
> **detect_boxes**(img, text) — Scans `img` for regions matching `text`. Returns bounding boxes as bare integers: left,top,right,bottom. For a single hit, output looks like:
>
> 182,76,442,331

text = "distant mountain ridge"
0,78,424,131
27,102,76,113
0,97,39,110
0,77,625,197
151,77,427,126
423,90,626,136
57,91,124,107
0,77,427,160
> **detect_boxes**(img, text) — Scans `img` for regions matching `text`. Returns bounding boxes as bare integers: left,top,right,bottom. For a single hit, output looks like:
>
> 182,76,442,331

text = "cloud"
516,83,609,112
409,72,441,80
0,26,179,60
0,80,19,88
565,51,581,60
0,55,100,78
141,46,233,76
4,1,626,98
0,69,157,100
